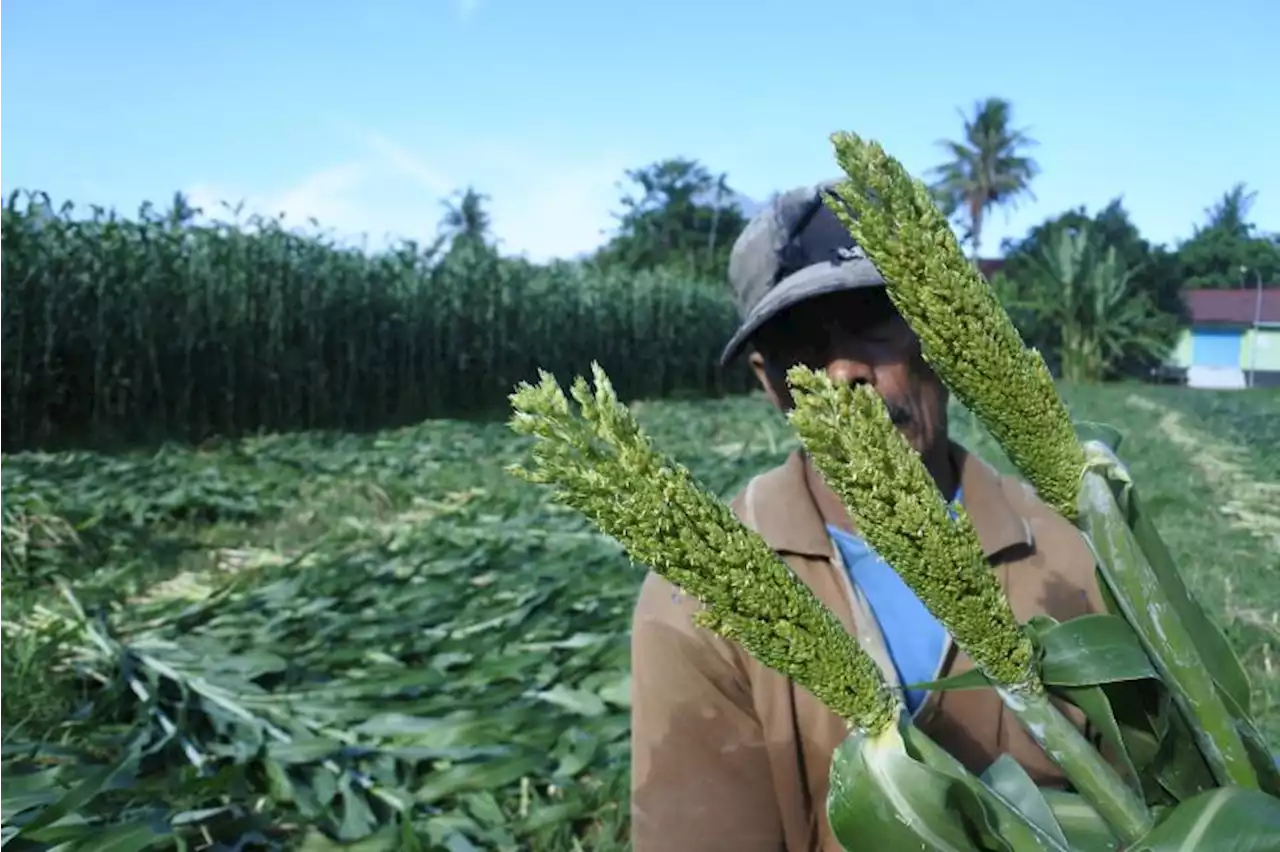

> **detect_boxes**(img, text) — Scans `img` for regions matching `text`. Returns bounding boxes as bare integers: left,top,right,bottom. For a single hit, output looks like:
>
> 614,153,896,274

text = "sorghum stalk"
822,131,1084,522
511,365,1091,851
507,363,900,735
1077,443,1260,791
823,129,1262,793
787,368,1153,843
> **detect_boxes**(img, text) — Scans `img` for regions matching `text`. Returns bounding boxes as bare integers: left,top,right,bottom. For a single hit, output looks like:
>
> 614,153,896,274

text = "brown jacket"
629,444,1105,852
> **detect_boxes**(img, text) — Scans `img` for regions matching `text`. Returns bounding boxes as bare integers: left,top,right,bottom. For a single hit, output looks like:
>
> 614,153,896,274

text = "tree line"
438,97,1278,383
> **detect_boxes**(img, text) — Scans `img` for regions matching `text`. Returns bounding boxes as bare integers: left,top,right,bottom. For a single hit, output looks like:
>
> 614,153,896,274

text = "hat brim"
719,256,885,367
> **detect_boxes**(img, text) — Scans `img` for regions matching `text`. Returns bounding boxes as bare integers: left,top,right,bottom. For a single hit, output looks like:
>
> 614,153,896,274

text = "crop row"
1,193,752,451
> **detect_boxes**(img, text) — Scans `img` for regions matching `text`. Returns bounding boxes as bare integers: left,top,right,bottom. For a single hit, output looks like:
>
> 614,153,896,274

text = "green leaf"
596,673,631,708
901,667,991,692
296,825,399,851
1147,690,1218,802
1040,790,1122,852
62,820,170,852
828,726,988,852
9,763,127,838
0,768,63,822
521,800,591,832
1217,683,1280,797
265,737,344,764
901,726,1074,852
1027,615,1144,797
1053,684,1143,794
981,756,1069,848
525,685,607,717
336,776,380,842
1111,472,1252,715
413,754,545,805
1038,614,1157,686
1079,465,1257,790
1130,788,1280,851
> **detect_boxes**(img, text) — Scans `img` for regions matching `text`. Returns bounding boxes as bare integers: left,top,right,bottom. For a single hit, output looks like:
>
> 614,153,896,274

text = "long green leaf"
827,725,990,852
980,756,1070,849
1079,459,1258,790
1086,433,1278,793
1038,614,1157,686
1053,683,1144,796
1129,788,1280,852
908,613,1159,693
1039,790,1124,852
62,820,170,852
1116,477,1252,714
1214,687,1280,798
1025,614,1146,797
901,726,1075,852
8,763,129,838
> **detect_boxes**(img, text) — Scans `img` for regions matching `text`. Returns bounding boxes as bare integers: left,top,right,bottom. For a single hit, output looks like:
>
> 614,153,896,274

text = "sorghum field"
3,383,1278,851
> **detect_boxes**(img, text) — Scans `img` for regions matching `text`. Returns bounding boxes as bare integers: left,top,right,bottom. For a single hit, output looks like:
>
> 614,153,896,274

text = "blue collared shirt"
827,487,962,715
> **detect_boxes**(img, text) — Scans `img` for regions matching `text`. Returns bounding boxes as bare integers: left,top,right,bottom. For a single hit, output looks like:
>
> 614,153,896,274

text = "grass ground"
2,383,1278,850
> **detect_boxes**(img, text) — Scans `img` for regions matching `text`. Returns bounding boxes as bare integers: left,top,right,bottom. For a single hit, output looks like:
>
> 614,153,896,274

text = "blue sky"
4,0,1277,263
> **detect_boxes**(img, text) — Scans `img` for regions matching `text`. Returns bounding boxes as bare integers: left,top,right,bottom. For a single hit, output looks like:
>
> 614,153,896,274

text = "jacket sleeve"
629,571,786,852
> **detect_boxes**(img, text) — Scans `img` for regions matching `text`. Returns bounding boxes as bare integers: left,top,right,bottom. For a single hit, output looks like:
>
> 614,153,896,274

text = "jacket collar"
738,443,1033,563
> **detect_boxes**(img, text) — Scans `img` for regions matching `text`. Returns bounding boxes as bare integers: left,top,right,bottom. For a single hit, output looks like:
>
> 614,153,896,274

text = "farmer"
628,180,1107,852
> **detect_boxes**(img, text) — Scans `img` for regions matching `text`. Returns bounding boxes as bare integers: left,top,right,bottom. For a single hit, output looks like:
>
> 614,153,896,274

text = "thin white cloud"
185,162,381,235
182,125,636,262
454,0,482,21
487,158,628,260
355,129,454,196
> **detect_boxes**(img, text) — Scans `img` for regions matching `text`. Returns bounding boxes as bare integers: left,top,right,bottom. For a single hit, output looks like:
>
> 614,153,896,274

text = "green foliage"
1076,451,1265,793
1004,224,1177,382
590,158,750,281
996,199,1184,379
1,489,81,586
1176,183,1280,290
788,368,1154,843
0,190,752,452
818,129,1280,848
1,418,652,851
825,723,1064,852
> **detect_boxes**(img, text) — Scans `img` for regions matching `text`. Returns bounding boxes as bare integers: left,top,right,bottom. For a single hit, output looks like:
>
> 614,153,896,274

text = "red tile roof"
1185,288,1280,325
977,258,1005,280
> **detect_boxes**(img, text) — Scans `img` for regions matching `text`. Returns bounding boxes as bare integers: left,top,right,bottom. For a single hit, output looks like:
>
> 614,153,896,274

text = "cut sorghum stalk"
507,363,901,735
787,367,1152,843
822,130,1085,522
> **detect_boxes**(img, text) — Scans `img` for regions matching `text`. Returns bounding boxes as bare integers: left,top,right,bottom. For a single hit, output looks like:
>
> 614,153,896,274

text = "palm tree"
439,186,493,247
1200,182,1257,239
167,191,199,229
928,97,1040,262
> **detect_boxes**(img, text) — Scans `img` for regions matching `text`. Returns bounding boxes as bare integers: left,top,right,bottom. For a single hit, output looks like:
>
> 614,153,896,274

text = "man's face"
747,288,949,459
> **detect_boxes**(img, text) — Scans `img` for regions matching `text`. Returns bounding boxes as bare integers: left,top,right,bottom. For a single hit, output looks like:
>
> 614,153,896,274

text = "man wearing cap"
628,181,1107,852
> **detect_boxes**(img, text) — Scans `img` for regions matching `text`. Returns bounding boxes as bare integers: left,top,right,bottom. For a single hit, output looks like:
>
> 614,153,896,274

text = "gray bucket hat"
719,179,886,366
